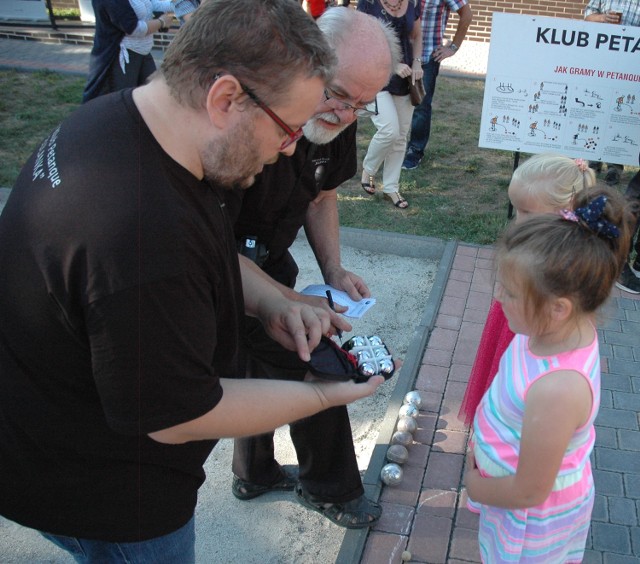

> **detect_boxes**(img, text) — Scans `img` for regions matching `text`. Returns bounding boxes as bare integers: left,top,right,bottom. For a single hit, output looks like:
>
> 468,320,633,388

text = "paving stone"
422,347,454,369
630,526,640,557
414,391,441,413
612,345,634,360
609,496,638,526
592,494,609,521
413,413,437,445
617,429,640,452
465,290,492,312
360,531,408,564
435,313,462,331
444,380,467,402
626,308,640,322
452,254,476,272
608,358,640,377
590,522,632,553
475,247,494,260
462,307,490,323
452,338,479,365
603,330,639,347
600,317,623,331
422,452,464,491
601,372,633,392
408,514,452,564
599,343,614,358
456,246,477,258
602,555,640,564
449,268,473,283
405,443,430,470
438,295,466,317
595,448,640,473
470,268,493,294
456,490,479,530
415,363,448,392
458,320,484,342
431,429,467,455
427,327,458,351
595,426,618,448
583,549,603,563
436,407,467,432
416,489,456,518
593,470,624,496
599,389,613,409
373,501,415,535
596,407,638,430
448,526,481,563
444,278,472,299
448,363,472,383
613,391,640,412
623,473,640,499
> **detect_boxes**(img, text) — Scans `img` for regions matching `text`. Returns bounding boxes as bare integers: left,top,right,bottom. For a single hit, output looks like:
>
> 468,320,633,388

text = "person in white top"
114,0,175,92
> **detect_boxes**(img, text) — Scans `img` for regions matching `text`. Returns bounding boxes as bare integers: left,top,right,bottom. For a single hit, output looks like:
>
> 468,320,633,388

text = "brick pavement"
360,244,640,564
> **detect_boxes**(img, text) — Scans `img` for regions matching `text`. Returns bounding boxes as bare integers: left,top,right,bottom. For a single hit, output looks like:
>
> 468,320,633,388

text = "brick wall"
446,0,589,43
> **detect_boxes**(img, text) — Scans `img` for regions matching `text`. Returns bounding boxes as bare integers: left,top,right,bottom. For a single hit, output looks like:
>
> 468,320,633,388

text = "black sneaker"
605,167,621,186
401,152,422,170
615,263,640,294
630,262,640,278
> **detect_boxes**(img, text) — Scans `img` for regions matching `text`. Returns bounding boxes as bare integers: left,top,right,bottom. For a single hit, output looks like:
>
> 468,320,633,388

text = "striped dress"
469,331,600,563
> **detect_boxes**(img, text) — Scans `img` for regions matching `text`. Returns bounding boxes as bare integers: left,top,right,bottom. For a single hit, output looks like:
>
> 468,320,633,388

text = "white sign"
479,13,640,166
0,0,47,21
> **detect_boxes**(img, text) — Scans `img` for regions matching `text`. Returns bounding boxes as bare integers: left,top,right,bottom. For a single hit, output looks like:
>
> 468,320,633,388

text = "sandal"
232,464,299,501
361,175,376,195
384,192,409,209
295,483,382,529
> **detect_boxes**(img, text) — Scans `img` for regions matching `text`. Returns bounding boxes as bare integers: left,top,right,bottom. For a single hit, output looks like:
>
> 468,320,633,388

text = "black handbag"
408,78,426,106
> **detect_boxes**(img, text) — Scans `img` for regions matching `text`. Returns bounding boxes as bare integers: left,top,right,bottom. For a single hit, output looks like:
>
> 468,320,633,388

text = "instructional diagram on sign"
479,14,640,166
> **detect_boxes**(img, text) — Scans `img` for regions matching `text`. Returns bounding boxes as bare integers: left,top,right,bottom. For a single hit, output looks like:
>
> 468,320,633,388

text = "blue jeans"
405,58,440,158
40,517,195,564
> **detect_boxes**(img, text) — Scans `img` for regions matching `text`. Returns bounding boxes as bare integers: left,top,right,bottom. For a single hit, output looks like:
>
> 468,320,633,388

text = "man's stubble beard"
201,120,263,190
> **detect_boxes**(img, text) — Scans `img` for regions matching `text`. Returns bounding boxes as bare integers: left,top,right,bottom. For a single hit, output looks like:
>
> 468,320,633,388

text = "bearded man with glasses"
0,1,389,561
226,6,401,529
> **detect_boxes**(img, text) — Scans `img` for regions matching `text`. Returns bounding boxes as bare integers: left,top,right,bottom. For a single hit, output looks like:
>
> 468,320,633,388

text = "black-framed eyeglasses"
241,84,304,150
323,87,378,117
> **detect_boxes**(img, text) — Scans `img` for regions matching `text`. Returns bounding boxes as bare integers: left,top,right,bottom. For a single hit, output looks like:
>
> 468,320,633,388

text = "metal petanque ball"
396,415,417,434
398,403,419,419
386,444,409,464
380,463,403,486
403,390,422,408
391,431,413,446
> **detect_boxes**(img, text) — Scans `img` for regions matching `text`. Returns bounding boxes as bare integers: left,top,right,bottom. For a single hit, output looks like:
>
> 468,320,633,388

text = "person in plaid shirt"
402,0,472,170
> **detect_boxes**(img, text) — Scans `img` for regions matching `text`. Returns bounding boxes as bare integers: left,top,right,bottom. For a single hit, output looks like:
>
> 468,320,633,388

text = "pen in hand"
325,289,343,343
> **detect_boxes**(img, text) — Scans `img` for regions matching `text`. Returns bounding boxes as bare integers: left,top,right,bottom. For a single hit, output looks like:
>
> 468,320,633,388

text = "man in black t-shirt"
0,2,385,561
227,7,400,529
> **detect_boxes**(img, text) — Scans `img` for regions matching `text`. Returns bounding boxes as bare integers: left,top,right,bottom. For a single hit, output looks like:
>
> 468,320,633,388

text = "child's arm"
465,369,592,509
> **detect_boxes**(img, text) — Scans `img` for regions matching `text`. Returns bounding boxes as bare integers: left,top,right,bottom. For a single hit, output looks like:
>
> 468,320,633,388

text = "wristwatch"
413,57,422,63
449,42,458,52
157,17,168,32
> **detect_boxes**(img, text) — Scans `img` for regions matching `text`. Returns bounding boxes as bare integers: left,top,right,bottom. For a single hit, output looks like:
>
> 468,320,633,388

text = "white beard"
302,112,349,145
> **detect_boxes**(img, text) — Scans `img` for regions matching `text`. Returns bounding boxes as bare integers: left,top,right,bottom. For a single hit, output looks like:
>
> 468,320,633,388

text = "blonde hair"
510,153,597,211
498,186,634,334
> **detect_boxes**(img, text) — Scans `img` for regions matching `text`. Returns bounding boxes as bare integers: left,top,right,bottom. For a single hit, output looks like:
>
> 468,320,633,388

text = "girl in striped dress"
458,154,597,427
464,187,634,563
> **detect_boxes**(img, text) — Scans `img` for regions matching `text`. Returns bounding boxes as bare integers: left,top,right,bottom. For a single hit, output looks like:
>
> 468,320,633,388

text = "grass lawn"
1,70,637,246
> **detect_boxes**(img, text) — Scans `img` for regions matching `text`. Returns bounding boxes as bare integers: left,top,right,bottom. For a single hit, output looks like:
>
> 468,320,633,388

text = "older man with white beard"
224,6,401,529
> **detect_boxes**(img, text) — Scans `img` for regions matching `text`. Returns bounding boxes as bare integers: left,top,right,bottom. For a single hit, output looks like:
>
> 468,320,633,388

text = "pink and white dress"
469,331,600,563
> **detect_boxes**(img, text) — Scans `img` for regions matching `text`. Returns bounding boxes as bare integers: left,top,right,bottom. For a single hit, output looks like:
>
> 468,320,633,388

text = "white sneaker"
630,263,640,278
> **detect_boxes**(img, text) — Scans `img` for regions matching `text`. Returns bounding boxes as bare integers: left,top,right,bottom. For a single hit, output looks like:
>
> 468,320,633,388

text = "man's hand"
431,44,457,63
307,375,386,410
324,265,371,301
256,295,351,361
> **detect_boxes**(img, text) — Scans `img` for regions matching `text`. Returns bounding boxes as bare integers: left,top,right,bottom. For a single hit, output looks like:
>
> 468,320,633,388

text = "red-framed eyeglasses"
241,84,304,151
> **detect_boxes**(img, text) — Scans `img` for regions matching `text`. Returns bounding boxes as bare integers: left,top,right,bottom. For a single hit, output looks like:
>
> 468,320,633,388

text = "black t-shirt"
226,122,357,286
0,90,243,541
